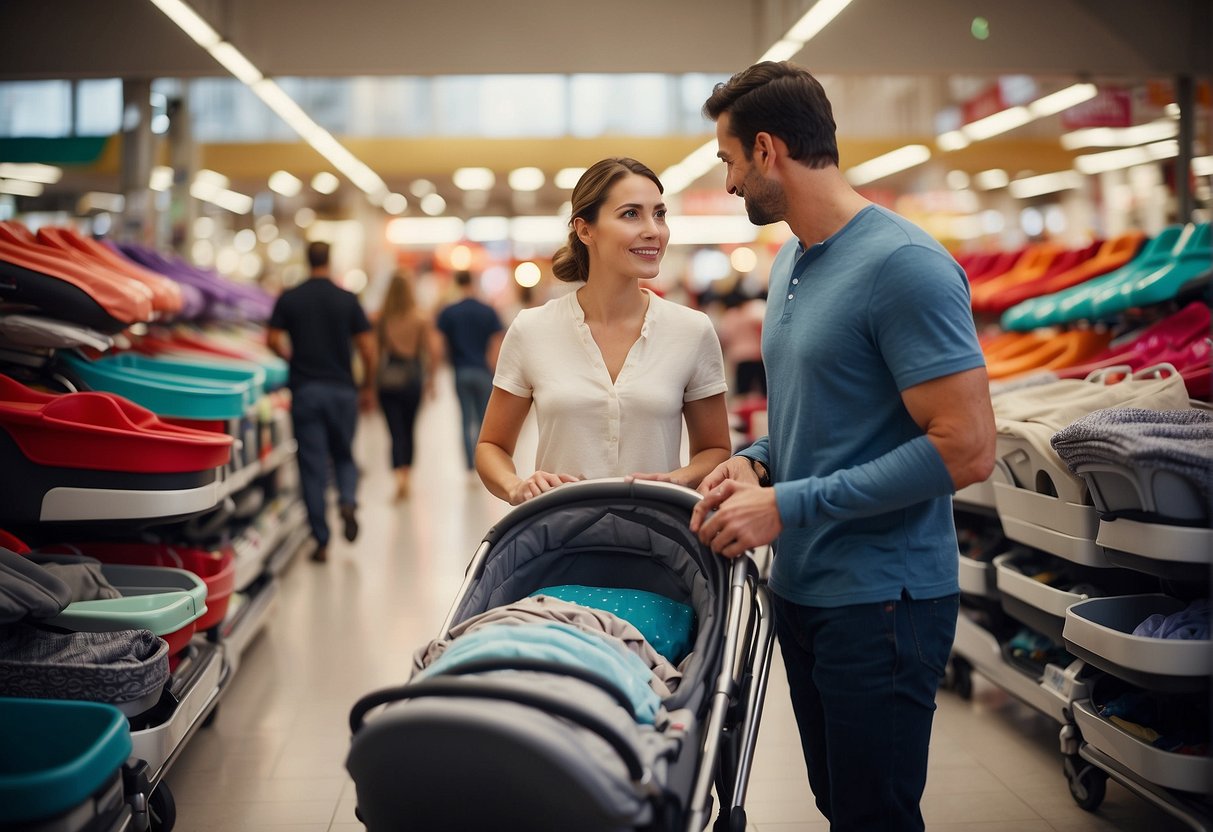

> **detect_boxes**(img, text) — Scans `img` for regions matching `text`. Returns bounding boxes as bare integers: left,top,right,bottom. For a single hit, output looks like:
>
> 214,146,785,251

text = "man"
268,241,375,563
436,270,504,473
690,62,996,831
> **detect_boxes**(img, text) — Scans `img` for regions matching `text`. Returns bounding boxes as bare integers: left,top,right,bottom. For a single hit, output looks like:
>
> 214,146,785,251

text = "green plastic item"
1000,226,1183,331
48,564,207,637
0,697,132,824
63,352,253,420
112,353,266,398
1088,222,1211,319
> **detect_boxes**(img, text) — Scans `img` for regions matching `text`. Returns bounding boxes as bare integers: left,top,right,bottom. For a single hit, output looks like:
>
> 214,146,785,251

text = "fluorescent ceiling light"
963,106,1032,141
409,180,436,198
146,0,219,47
845,144,931,186
208,42,262,85
946,170,970,190
1075,140,1179,175
193,169,230,191
382,193,408,215
268,170,303,197
659,140,720,195
453,167,496,191
190,180,252,214
508,168,545,192
1027,83,1097,117
466,216,511,241
0,179,43,197
787,0,854,41
149,166,174,192
1193,156,1213,177
510,216,566,244
386,217,465,246
419,193,447,216
1061,119,1178,150
973,169,1010,190
311,172,339,194
554,168,586,190
79,192,126,213
936,130,970,152
759,39,804,63
1008,171,1082,199
0,163,62,184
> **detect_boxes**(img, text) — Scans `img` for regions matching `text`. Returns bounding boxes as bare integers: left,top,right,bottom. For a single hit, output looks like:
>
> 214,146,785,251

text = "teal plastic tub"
0,697,132,825
63,353,253,420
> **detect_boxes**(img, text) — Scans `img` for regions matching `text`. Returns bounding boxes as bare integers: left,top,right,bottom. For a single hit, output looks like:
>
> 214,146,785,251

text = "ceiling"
1,0,1210,222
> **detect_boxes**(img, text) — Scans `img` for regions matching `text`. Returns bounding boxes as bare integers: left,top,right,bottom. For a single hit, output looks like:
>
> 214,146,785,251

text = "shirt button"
792,278,799,285
787,294,794,300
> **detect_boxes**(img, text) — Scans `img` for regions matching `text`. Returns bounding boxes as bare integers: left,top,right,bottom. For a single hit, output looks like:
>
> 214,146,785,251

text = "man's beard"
742,171,786,226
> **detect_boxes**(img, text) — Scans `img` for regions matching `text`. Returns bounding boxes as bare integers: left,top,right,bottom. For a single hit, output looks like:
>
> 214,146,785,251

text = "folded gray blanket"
1051,408,1213,499
0,548,72,623
0,623,169,705
26,552,121,601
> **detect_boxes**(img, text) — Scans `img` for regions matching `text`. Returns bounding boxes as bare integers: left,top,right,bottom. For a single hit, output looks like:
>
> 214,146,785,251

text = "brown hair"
703,61,838,168
306,241,330,269
551,158,663,283
380,271,417,322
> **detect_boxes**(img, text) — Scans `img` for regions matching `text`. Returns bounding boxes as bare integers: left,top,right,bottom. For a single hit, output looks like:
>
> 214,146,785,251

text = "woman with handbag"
376,272,438,500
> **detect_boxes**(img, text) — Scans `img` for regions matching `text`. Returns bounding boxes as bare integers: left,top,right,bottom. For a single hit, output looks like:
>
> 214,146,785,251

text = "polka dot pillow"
530,584,695,664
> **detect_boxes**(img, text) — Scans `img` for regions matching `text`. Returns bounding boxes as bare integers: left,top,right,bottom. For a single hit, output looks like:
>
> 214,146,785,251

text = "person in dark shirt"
435,271,504,472
267,242,375,563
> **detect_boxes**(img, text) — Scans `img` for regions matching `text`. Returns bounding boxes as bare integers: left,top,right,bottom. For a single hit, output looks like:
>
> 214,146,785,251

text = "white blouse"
493,289,728,478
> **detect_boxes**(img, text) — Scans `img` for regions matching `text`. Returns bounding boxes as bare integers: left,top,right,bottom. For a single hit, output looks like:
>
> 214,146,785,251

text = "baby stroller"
346,479,775,832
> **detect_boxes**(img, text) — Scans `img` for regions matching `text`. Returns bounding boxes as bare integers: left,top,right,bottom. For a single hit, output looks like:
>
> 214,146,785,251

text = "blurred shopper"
268,242,375,563
476,157,731,505
690,62,996,832
436,270,504,473
717,292,766,398
376,272,439,500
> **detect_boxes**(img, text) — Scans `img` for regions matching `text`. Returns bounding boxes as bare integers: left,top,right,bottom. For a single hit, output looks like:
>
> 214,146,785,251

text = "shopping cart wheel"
944,656,973,700
148,782,177,831
1063,754,1106,812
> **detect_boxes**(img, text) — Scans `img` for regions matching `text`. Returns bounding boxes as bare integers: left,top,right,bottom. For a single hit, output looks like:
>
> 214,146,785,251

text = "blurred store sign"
962,76,1037,125
1146,80,1213,109
680,189,748,216
1062,88,1132,129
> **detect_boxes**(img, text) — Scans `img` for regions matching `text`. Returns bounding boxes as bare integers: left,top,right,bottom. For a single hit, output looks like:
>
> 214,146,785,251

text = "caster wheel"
1064,755,1107,812
945,656,973,700
148,782,176,831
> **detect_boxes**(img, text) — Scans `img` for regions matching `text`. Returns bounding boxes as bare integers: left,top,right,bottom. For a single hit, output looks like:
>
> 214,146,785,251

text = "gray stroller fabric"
0,623,169,704
0,548,72,623
1051,408,1213,500
27,552,122,601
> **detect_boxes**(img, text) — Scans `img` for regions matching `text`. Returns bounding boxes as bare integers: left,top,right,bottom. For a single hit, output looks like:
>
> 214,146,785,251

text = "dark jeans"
379,381,422,468
453,366,493,470
772,591,959,832
291,382,359,547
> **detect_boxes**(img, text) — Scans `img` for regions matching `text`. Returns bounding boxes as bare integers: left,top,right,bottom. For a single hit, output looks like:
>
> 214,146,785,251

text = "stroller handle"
482,478,702,547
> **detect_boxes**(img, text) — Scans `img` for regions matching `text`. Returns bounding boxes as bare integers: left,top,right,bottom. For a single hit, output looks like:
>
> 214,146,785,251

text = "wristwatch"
746,457,772,487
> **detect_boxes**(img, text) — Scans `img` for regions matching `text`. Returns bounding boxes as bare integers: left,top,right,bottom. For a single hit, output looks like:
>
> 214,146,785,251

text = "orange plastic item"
983,331,1048,362
970,244,1067,310
0,222,153,325
985,330,1114,379
984,232,1146,314
37,226,184,318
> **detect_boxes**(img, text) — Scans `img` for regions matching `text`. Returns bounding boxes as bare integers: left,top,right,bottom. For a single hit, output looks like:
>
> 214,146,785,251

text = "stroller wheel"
148,782,176,831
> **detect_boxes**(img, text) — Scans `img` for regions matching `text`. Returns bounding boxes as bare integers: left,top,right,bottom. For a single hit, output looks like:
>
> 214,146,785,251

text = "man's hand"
507,471,582,505
697,455,759,496
690,480,783,558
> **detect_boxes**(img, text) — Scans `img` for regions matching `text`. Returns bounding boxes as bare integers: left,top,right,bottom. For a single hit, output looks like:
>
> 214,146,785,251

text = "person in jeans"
268,242,375,563
436,270,503,473
689,62,997,831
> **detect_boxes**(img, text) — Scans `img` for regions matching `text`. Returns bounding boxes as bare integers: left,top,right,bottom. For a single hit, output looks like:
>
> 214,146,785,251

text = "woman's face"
579,173,669,281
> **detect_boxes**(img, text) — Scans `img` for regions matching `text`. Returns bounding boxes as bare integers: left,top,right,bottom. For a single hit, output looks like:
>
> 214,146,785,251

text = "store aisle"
167,370,1191,832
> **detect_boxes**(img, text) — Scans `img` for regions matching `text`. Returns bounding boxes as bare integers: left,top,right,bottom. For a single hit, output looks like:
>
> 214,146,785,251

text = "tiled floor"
168,370,1196,831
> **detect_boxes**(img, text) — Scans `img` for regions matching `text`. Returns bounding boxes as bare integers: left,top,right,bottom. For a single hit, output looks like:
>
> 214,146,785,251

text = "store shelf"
998,515,1112,568
1078,742,1213,831
40,480,221,523
958,554,997,598
130,640,222,784
1063,595,1211,692
955,477,997,512
951,614,1074,724
993,481,1099,539
1097,517,1212,582
1074,699,1211,796
220,578,280,675
994,552,1092,643
231,497,307,591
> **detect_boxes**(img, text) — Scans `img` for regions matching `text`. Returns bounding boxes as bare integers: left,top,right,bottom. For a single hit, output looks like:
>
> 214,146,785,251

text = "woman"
376,272,438,500
476,157,731,505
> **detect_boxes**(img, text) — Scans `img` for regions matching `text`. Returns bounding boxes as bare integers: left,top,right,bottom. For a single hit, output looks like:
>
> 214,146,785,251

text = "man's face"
716,113,786,227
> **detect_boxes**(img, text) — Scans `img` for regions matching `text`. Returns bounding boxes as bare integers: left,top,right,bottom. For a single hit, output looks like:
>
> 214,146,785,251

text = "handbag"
378,352,421,391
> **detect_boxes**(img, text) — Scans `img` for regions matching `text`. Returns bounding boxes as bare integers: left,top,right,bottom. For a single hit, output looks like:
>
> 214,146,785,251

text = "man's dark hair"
703,61,839,169
307,241,331,270
454,270,473,288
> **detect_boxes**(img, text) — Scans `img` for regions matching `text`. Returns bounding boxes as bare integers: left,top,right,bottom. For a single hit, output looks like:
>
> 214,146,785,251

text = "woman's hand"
508,471,582,505
628,471,689,488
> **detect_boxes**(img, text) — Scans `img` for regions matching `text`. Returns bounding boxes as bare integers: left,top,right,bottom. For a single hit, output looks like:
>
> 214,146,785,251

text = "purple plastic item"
117,244,274,322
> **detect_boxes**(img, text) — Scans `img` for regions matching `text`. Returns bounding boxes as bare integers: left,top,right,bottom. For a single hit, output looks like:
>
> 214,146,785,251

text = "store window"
0,81,73,137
